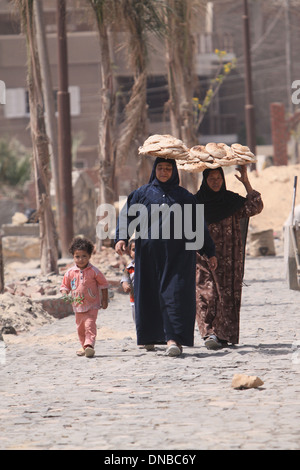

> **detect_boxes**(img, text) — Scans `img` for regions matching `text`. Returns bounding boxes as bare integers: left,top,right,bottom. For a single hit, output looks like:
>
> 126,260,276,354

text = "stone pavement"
0,255,299,450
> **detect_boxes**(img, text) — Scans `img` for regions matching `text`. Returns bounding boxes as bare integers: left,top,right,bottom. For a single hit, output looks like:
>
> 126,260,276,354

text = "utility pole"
56,0,73,257
34,0,60,220
242,0,256,171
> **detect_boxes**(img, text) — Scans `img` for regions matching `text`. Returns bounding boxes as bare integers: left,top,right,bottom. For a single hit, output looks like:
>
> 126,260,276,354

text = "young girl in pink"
60,237,109,358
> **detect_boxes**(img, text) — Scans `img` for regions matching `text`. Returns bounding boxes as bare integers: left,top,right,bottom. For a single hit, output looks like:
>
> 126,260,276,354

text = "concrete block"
32,295,74,319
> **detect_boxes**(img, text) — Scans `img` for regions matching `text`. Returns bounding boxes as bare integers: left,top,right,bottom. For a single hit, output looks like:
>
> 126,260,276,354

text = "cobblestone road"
1,255,299,450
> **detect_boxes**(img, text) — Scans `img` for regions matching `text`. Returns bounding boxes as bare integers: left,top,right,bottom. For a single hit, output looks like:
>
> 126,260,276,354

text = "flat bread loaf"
138,134,256,172
179,141,256,173
138,134,189,160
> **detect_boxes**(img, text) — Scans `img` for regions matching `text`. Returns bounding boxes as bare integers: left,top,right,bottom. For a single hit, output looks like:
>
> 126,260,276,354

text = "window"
4,88,26,118
4,86,80,118
0,80,5,105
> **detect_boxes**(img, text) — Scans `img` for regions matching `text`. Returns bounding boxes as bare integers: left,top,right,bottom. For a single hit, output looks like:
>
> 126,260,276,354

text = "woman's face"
155,161,173,182
206,170,224,192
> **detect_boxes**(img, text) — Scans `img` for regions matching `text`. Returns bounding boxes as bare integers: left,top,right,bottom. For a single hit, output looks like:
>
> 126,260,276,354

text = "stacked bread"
138,134,189,160
177,142,256,173
138,134,256,172
230,143,257,165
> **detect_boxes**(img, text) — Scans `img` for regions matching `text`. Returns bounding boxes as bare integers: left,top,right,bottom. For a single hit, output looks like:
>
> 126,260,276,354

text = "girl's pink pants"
75,309,98,348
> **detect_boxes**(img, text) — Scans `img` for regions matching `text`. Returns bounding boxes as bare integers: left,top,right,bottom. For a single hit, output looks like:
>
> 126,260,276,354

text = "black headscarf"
195,167,246,224
148,157,180,191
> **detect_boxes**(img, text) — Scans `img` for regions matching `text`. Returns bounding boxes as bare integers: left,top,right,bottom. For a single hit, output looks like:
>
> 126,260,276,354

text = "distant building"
1,0,299,180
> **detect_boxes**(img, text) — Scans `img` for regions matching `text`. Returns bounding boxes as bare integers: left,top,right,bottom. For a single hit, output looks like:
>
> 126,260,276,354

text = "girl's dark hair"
128,238,135,249
69,237,94,255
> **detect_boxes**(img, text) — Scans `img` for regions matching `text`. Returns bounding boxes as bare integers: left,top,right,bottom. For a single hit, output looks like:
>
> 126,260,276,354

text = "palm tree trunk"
117,69,148,186
165,0,199,192
17,0,58,274
113,0,167,186
31,103,59,274
90,4,116,208
34,0,60,219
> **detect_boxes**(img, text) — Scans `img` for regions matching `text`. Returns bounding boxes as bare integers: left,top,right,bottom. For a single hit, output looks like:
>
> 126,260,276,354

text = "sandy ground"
225,163,300,232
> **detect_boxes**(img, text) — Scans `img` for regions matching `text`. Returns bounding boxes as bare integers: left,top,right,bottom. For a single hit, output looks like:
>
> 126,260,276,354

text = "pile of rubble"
0,246,129,335
0,291,55,335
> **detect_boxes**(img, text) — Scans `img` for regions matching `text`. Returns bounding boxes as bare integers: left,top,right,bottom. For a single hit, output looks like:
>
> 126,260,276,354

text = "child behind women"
120,239,154,352
120,239,136,322
60,237,109,358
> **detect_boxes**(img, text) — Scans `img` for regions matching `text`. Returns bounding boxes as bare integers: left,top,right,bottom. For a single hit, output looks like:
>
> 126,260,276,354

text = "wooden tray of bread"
176,142,256,173
138,135,256,172
138,134,189,160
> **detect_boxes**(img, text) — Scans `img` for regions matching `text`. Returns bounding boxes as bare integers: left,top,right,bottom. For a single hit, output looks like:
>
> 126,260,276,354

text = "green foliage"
193,50,237,132
0,137,32,186
62,293,85,305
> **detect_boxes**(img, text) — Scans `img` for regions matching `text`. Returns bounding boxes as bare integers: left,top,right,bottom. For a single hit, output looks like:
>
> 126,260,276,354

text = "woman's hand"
235,165,253,193
235,165,248,183
122,281,131,293
115,240,127,255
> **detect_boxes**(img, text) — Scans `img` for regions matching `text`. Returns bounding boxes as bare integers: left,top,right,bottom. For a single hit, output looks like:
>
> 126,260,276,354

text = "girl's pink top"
60,263,109,313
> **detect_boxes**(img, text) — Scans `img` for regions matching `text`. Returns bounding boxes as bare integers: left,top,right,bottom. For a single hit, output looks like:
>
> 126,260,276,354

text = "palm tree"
15,0,58,274
33,0,59,218
114,0,167,185
89,0,167,200
165,0,206,146
88,0,117,208
164,0,206,191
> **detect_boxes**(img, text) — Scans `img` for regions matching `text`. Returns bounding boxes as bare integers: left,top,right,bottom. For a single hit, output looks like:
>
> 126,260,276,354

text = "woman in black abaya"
115,157,216,356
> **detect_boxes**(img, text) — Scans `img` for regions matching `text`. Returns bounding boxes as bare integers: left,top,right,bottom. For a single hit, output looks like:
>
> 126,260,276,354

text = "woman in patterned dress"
195,165,263,349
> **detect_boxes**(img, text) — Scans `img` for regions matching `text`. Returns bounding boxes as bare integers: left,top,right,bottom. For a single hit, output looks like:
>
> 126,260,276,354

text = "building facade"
1,0,299,180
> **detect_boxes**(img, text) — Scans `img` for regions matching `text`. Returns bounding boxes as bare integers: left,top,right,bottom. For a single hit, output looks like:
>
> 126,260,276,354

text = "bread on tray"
138,135,256,172
138,134,189,160
177,142,256,173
